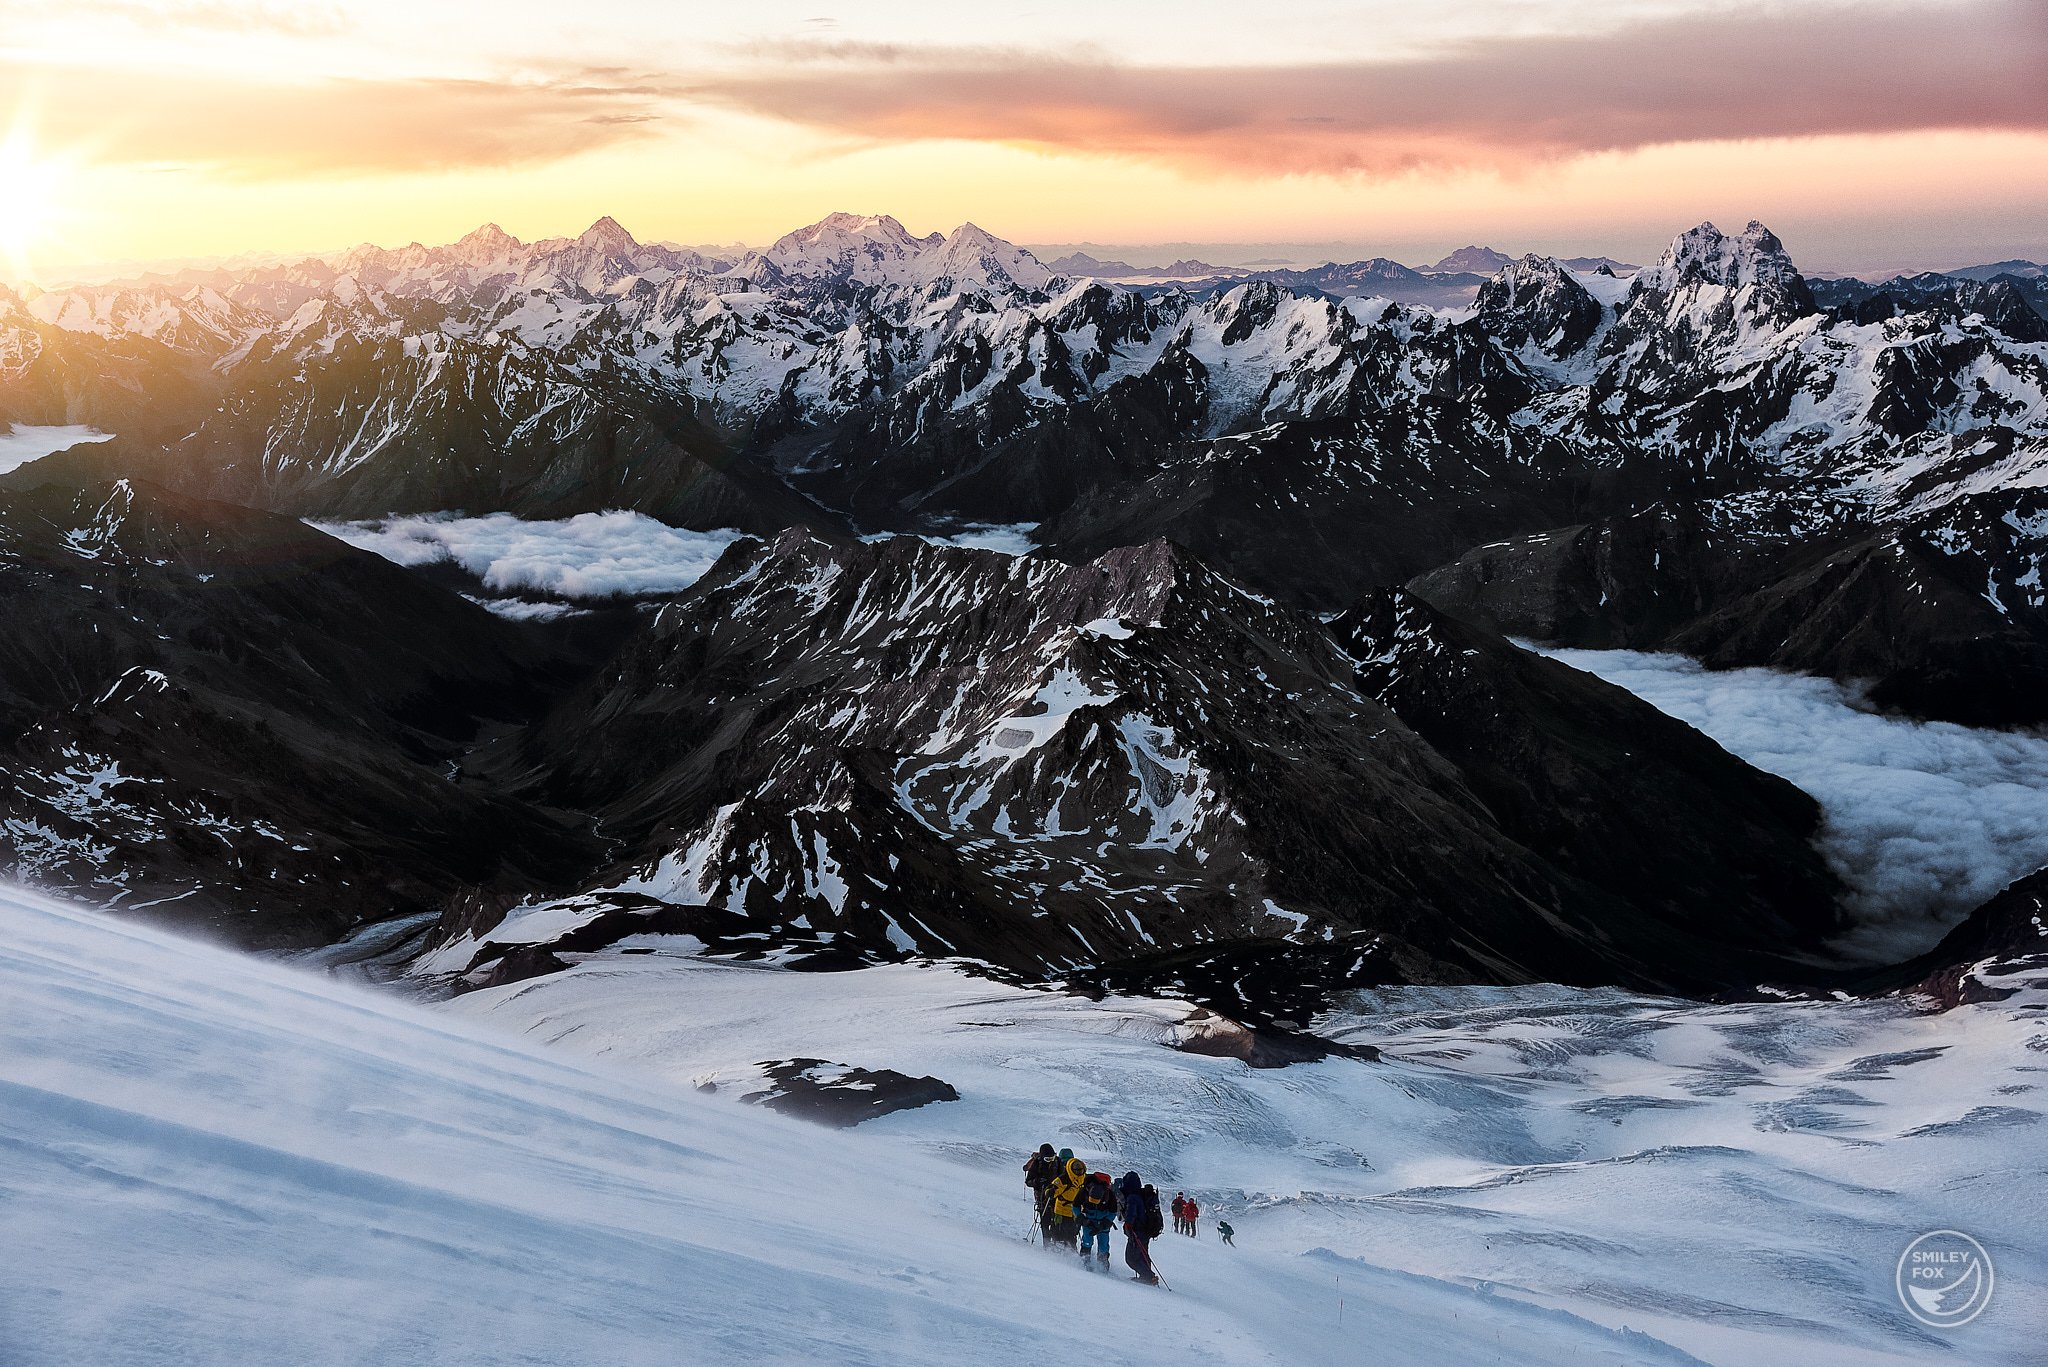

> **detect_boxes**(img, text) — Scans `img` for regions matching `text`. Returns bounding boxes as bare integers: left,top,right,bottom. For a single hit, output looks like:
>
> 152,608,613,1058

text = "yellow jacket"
1049,1157,1089,1218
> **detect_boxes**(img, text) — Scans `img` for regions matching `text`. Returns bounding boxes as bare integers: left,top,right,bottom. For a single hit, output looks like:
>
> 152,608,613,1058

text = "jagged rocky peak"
1475,254,1604,357
1634,219,1815,314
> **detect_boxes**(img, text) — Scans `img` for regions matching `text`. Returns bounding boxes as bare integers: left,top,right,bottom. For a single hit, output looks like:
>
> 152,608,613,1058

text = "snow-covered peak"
576,216,639,254
753,212,942,282
1616,218,1818,347
451,223,525,264
735,214,1052,297
1636,220,1805,296
924,222,1054,293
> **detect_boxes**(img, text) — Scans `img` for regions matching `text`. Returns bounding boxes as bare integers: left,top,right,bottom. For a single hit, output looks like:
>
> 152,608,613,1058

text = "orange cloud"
10,63,674,178
690,1,2048,176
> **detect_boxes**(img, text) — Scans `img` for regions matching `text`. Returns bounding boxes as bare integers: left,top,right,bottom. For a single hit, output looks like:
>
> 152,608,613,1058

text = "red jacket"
1172,1197,1187,1217
1184,1200,1200,1219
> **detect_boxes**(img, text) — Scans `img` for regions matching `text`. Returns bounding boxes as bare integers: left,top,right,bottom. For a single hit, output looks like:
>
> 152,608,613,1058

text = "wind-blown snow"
311,511,746,599
0,883,1878,1367
0,423,114,476
1543,648,2048,958
448,946,2048,1367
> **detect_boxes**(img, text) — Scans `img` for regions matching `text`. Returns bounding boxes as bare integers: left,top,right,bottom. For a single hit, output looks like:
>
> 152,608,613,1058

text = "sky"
1,0,2045,282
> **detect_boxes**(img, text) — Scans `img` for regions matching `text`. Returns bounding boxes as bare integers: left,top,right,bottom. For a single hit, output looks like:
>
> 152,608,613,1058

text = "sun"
0,125,72,281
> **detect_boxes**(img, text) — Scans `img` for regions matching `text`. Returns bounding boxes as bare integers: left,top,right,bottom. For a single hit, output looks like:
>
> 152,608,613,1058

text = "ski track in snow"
1541,648,2048,960
0,423,114,476
309,510,747,600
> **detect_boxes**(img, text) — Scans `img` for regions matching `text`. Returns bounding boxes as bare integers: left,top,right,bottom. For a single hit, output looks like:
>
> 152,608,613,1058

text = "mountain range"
3,210,2045,1012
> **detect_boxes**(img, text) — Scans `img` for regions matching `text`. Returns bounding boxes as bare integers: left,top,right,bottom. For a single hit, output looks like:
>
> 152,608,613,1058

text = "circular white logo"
1897,1230,1994,1328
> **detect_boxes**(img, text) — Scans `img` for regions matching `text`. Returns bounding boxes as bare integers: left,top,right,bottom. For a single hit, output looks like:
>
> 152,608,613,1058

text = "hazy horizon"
9,209,2040,293
2,0,2045,286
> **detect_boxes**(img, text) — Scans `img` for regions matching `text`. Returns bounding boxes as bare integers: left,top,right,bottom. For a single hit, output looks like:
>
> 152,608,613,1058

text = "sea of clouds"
1545,648,2048,961
861,523,1040,557
0,424,113,477
312,511,749,600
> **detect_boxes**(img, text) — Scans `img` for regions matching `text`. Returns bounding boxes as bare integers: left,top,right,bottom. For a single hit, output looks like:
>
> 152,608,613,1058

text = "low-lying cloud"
1547,648,2048,962
694,0,2048,175
313,511,746,599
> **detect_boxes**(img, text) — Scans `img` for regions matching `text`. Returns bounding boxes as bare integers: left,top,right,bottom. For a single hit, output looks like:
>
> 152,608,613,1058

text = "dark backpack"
1080,1176,1116,1220
1141,1186,1164,1239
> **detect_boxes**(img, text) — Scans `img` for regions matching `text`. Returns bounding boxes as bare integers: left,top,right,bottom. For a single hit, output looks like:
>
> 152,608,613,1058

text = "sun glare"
0,125,71,281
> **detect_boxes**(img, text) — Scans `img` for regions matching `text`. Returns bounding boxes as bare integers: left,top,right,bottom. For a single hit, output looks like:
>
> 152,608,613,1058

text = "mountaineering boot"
1097,1252,1111,1272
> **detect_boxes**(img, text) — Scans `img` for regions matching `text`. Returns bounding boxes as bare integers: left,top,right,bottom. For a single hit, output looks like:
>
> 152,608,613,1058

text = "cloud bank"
1547,648,2048,962
0,424,114,477
694,0,2048,175
313,511,746,599
14,63,669,177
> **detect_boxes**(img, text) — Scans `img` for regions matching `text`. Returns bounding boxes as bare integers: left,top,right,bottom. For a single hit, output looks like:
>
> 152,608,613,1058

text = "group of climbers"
1170,1192,1201,1236
1021,1143,1164,1284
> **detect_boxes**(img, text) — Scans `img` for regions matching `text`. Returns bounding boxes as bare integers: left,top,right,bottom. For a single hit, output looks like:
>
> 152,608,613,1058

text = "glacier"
5,882,2043,1365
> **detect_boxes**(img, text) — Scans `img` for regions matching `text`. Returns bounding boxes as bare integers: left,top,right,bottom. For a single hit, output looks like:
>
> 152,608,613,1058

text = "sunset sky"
2,0,2045,281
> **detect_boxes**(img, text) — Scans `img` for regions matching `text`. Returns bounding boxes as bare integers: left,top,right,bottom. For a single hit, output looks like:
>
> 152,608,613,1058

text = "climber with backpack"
1022,1143,1060,1245
1120,1171,1162,1285
1171,1192,1188,1235
1074,1170,1119,1272
1046,1149,1089,1251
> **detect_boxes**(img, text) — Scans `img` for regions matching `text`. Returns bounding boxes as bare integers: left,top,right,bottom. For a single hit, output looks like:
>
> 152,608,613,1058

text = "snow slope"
445,947,2048,1366
4,884,1739,1367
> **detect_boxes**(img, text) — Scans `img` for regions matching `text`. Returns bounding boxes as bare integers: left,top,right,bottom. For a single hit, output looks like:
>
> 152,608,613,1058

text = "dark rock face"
742,1059,959,1128
1168,1009,1382,1069
0,480,602,946
1335,590,1841,958
0,482,1853,996
1412,486,2048,728
1859,868,2048,1008
1406,506,1757,648
479,531,1844,995
1670,526,2048,728
1476,256,1605,360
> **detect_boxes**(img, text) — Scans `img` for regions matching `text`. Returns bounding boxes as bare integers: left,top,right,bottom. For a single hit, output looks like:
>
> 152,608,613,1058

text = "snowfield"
7,883,2044,1365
